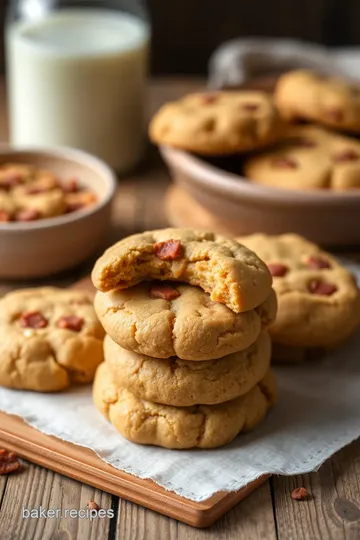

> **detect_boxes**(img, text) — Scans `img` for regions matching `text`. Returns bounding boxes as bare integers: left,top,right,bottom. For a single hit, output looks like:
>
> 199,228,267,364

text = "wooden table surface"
0,78,360,540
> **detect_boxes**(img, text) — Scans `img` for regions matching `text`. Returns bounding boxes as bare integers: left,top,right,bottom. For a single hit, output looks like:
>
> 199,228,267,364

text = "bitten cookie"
92,228,273,313
274,70,360,133
238,234,360,348
244,125,360,190
0,288,105,392
149,91,284,155
104,330,272,406
93,362,277,449
95,283,276,360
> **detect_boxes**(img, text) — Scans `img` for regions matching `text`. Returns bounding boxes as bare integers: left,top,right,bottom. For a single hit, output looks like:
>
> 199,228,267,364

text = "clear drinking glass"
6,0,150,172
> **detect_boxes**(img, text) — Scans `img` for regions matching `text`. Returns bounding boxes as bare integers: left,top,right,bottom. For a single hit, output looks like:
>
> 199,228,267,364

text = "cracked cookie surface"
244,125,360,190
93,362,277,449
149,91,284,155
238,234,360,348
95,283,276,360
104,330,271,406
0,287,105,392
92,228,273,313
275,70,360,133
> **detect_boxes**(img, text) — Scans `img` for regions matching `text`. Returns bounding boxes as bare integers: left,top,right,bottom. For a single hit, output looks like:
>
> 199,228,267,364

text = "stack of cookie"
92,228,278,449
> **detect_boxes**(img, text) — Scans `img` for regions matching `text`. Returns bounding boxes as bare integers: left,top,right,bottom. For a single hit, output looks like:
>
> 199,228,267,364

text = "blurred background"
1,0,360,74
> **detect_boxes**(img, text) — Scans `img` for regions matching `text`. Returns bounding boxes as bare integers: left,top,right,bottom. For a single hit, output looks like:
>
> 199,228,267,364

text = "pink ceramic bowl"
160,145,360,247
0,146,116,279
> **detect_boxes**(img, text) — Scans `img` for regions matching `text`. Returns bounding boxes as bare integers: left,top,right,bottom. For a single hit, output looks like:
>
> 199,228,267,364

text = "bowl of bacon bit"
0,146,116,278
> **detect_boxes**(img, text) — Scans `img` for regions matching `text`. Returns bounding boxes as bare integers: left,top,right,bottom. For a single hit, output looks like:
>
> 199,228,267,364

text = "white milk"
6,9,150,172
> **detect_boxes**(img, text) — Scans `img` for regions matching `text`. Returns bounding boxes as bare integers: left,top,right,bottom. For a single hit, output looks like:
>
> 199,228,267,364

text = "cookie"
0,192,16,222
149,91,284,155
104,330,271,406
13,188,67,219
93,362,277,449
92,228,273,313
0,288,105,392
238,233,360,348
275,70,360,133
244,125,360,190
95,282,276,360
0,162,97,222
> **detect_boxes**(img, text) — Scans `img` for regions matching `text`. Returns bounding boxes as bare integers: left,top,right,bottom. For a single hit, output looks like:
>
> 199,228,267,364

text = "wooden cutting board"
0,276,269,528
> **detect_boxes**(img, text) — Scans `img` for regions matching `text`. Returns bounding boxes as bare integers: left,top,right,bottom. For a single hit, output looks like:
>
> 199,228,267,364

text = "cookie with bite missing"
238,233,360,351
0,287,105,392
149,91,284,155
244,125,360,190
274,70,360,133
91,228,273,314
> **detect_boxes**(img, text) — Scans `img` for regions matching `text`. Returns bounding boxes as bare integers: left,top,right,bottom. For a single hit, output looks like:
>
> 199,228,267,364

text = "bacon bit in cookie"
326,107,343,123
86,500,99,511
308,279,337,296
306,256,331,270
202,93,218,105
62,178,80,193
271,157,298,169
0,210,11,222
291,487,308,501
150,282,181,301
15,209,41,222
333,149,359,162
0,449,21,475
242,103,259,112
57,315,84,332
154,239,183,261
19,311,48,329
267,263,288,277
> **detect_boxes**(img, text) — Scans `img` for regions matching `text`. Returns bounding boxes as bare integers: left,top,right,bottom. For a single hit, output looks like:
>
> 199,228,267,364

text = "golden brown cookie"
0,288,105,392
244,125,360,190
238,233,360,348
93,362,277,449
275,70,360,133
104,330,271,406
92,228,273,313
149,91,284,155
95,283,276,360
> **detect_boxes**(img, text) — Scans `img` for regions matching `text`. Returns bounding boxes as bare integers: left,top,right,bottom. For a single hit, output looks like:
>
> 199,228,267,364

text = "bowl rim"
160,145,360,206
0,144,117,230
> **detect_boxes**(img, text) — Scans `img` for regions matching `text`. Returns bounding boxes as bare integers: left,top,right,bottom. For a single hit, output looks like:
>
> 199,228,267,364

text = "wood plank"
0,462,112,540
113,481,277,540
0,410,269,528
272,438,360,540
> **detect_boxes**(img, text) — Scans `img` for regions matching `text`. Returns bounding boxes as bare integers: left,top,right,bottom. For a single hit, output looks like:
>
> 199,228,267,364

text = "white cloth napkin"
0,263,359,503
208,38,360,88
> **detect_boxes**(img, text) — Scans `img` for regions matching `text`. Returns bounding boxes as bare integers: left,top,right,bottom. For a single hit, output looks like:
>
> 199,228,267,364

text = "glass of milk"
6,0,150,173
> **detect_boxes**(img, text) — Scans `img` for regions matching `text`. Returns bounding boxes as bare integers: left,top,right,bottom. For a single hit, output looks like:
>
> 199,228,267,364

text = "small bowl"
0,146,116,279
160,145,360,247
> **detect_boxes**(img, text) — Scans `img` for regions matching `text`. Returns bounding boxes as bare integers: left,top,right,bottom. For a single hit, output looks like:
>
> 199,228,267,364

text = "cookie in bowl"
149,91,285,155
0,287,105,392
0,162,97,221
243,125,360,190
238,233,360,360
0,147,115,279
274,69,360,133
